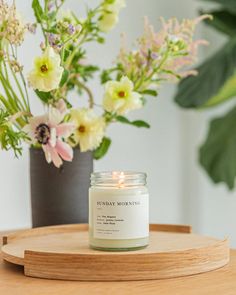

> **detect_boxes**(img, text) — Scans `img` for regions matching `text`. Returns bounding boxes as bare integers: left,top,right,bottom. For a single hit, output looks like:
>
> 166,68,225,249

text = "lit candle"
89,171,149,251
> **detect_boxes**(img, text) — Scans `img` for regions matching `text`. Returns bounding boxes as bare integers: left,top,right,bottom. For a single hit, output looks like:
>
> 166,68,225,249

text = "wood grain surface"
1,224,229,281
0,230,235,295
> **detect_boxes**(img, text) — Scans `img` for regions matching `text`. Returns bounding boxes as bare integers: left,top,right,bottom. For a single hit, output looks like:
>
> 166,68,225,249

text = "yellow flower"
98,12,119,33
27,46,64,92
98,0,126,32
103,76,142,115
70,108,106,152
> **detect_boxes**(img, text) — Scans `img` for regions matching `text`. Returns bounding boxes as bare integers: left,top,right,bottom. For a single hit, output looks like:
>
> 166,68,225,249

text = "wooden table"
1,231,236,295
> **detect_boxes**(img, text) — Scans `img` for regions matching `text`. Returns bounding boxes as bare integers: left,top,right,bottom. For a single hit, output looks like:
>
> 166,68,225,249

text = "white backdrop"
1,0,236,247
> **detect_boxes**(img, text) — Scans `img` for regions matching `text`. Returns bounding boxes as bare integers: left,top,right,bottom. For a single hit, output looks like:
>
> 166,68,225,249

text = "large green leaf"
203,73,236,107
203,10,236,36
174,38,236,108
199,105,236,189
202,0,236,14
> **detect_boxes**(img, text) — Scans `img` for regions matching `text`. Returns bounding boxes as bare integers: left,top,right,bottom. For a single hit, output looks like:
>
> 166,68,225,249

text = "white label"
92,192,149,239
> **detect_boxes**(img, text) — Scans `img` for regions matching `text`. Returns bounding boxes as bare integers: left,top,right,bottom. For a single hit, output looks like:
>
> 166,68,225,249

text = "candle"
89,171,149,251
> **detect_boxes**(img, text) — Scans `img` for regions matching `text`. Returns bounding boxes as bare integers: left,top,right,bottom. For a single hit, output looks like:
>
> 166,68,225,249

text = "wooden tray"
1,224,229,281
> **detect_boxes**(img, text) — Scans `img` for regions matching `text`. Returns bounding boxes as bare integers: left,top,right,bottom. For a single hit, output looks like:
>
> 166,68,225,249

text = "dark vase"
30,147,93,227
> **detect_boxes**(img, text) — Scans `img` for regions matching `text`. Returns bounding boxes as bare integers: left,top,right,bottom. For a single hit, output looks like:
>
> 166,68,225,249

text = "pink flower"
25,107,75,168
158,16,211,78
117,15,211,83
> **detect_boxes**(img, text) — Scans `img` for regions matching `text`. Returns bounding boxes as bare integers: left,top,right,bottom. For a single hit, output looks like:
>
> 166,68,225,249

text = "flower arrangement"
0,0,209,167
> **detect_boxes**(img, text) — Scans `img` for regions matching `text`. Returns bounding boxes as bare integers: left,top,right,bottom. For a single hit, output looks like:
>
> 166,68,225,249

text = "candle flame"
118,171,125,188
112,171,125,188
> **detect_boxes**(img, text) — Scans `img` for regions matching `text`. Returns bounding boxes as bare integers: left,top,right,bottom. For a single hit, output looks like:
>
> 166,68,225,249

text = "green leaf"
93,137,111,160
35,90,52,103
141,89,158,97
201,0,236,14
97,37,105,44
174,38,236,108
0,109,28,158
202,10,236,36
101,70,112,84
75,65,99,81
63,49,71,62
116,116,150,128
32,0,44,23
59,70,69,87
199,105,236,189
203,73,236,107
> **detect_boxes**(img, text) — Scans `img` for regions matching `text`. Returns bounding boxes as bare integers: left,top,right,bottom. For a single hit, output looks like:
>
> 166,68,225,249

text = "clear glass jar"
89,171,149,251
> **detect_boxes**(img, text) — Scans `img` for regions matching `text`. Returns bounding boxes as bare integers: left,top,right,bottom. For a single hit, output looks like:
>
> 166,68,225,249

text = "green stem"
0,71,24,111
0,74,19,111
0,95,25,128
134,50,170,92
64,4,102,69
64,34,87,69
74,79,94,108
55,0,64,11
146,51,169,81
0,94,14,113
8,65,27,109
0,75,29,126
9,45,30,110
3,60,9,81
19,70,30,110
60,30,84,63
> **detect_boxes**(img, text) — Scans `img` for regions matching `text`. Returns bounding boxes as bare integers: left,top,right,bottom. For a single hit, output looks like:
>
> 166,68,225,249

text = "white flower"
103,76,142,115
168,34,181,43
70,108,106,152
98,12,119,32
27,46,64,92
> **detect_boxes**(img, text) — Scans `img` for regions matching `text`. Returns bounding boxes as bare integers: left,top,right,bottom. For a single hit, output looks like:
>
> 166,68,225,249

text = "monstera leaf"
203,73,236,107
174,38,236,108
203,10,236,36
199,105,236,189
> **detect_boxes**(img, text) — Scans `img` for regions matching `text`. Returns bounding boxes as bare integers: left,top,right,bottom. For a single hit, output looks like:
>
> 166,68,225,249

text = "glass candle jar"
89,171,149,251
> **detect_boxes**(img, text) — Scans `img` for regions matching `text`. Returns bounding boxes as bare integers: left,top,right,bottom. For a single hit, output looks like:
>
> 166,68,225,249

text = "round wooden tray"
1,224,229,281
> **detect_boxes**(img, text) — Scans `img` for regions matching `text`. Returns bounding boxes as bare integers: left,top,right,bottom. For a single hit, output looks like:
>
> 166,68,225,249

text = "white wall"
1,0,236,247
